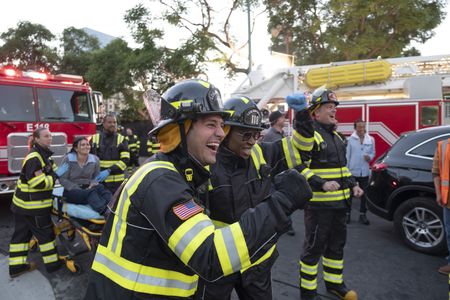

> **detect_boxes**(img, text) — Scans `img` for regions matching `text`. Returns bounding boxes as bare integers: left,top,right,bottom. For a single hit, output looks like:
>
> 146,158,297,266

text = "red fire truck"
233,54,450,159
0,67,101,194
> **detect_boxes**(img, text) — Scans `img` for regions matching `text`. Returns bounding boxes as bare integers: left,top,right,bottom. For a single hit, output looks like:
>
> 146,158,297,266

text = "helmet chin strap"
178,120,197,182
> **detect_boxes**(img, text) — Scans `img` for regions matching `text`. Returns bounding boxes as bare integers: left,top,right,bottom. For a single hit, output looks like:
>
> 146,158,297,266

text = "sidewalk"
0,254,54,300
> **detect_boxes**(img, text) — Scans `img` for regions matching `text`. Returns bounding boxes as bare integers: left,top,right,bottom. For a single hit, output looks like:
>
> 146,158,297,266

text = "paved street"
0,194,447,300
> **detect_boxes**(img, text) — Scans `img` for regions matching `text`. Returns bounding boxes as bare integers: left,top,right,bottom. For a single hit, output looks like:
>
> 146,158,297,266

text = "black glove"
273,169,312,214
294,109,314,134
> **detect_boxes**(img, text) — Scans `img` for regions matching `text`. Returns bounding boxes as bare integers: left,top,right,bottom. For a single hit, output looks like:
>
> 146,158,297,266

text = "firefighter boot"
9,262,37,278
326,283,358,300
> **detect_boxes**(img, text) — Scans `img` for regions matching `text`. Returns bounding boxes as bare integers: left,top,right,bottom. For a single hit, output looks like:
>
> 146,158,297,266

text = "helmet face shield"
143,89,162,126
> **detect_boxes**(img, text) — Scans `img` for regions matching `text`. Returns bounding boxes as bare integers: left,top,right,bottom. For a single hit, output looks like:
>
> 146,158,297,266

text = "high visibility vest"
92,133,129,183
438,139,450,204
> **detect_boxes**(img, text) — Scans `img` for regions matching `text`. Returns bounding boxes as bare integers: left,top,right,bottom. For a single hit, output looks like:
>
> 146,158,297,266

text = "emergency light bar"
0,67,84,85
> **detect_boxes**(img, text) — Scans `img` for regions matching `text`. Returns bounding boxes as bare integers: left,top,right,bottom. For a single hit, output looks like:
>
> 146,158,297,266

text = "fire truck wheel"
394,197,447,255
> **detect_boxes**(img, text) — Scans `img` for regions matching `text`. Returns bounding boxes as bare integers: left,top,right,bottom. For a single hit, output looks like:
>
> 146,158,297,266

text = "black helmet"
308,87,339,111
148,79,229,135
223,96,264,130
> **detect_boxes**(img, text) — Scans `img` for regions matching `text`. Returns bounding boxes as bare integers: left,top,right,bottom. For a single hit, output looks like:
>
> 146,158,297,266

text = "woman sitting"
59,137,112,214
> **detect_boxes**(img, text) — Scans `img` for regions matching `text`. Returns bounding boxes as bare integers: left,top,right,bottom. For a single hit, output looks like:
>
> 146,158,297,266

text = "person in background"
260,110,286,143
295,88,363,300
84,79,310,300
90,114,130,194
125,128,140,172
146,135,161,157
9,128,68,278
198,95,313,300
346,119,375,225
432,137,450,275
59,137,112,214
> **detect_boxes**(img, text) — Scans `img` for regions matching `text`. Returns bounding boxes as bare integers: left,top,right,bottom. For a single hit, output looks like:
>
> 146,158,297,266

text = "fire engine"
232,54,450,159
0,67,102,194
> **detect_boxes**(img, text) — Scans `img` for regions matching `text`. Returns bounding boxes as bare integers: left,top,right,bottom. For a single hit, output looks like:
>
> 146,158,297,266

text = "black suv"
367,125,450,254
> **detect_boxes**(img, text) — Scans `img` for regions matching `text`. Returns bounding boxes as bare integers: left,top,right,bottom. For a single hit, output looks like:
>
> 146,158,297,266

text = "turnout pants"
300,208,347,296
9,213,60,274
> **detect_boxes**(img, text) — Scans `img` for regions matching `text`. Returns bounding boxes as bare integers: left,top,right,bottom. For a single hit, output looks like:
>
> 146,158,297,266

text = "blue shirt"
346,132,375,177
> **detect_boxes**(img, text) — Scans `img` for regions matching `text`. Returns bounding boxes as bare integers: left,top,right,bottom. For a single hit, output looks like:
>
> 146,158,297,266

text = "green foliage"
265,0,446,64
0,21,58,71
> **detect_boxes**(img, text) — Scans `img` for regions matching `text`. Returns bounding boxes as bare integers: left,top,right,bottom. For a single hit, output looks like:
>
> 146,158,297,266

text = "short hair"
103,113,116,123
353,118,365,129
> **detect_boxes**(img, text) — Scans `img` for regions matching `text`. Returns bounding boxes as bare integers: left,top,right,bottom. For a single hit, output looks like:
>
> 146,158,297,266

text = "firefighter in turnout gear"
197,96,313,300
125,127,140,172
291,88,364,300
9,128,69,277
147,135,161,156
84,79,312,300
90,114,130,194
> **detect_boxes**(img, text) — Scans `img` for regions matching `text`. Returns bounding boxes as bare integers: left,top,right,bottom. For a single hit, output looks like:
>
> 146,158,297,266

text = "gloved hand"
55,163,69,177
293,109,313,133
273,169,312,214
286,93,308,112
95,169,110,182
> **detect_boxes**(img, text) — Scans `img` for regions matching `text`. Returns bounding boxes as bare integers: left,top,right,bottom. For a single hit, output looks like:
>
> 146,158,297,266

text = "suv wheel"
393,197,446,254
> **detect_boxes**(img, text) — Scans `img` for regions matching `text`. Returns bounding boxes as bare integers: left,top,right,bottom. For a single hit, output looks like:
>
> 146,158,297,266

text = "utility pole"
247,0,252,73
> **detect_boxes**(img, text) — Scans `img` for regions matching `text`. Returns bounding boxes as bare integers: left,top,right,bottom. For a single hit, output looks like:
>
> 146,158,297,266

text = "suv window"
408,135,450,158
0,85,36,121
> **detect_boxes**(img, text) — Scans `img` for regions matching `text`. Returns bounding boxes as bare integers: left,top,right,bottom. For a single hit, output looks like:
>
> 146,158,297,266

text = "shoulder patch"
173,199,204,220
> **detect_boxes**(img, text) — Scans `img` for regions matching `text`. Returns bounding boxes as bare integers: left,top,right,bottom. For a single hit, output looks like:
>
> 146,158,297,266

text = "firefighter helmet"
223,96,264,130
147,79,230,135
308,87,339,111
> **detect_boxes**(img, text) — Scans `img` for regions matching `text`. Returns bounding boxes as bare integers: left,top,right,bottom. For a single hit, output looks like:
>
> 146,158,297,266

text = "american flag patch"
173,199,204,220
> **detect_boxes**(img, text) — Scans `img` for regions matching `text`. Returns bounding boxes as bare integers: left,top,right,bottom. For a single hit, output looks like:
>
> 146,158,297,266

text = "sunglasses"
236,131,261,141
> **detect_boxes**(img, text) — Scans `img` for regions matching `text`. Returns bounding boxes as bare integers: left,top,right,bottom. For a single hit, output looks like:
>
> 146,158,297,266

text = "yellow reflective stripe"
241,245,276,273
17,180,53,192
100,160,121,168
323,257,344,269
292,131,314,151
310,168,351,179
301,168,314,180
311,189,351,202
43,253,58,264
300,261,318,275
323,271,343,284
211,219,228,228
92,133,99,145
43,175,54,190
23,152,45,167
28,173,46,187
171,100,193,109
300,277,317,290
282,137,302,169
116,161,127,170
9,256,27,265
314,131,323,144
214,223,251,276
120,152,130,159
92,245,198,297
333,131,344,142
198,80,210,88
104,174,125,183
9,243,29,252
250,144,265,179
39,241,56,252
12,195,52,209
169,214,214,265
108,161,178,255
117,135,124,144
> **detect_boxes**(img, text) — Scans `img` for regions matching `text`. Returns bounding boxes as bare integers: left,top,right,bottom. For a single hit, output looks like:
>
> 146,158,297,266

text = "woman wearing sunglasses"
198,96,314,300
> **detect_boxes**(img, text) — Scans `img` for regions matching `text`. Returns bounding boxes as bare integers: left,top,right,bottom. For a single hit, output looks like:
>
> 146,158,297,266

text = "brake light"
371,162,387,171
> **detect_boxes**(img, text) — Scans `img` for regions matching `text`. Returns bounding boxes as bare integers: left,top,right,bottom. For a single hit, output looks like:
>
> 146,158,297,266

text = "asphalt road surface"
0,194,447,300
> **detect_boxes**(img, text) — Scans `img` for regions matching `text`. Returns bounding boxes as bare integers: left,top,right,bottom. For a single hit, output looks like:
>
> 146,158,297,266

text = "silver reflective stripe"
443,180,449,187
285,138,300,168
324,271,343,283
442,141,448,172
292,132,314,148
95,251,197,291
173,220,212,258
220,226,241,273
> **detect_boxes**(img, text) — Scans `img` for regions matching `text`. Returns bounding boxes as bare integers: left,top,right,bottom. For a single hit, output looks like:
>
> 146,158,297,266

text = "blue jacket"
346,132,375,177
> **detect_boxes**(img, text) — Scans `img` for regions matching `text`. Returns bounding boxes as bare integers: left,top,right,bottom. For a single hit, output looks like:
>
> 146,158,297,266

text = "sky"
0,0,449,94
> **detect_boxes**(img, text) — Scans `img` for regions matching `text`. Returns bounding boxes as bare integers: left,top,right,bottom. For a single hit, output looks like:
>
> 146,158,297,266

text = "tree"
265,0,446,64
125,0,263,76
59,27,100,75
0,21,58,71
